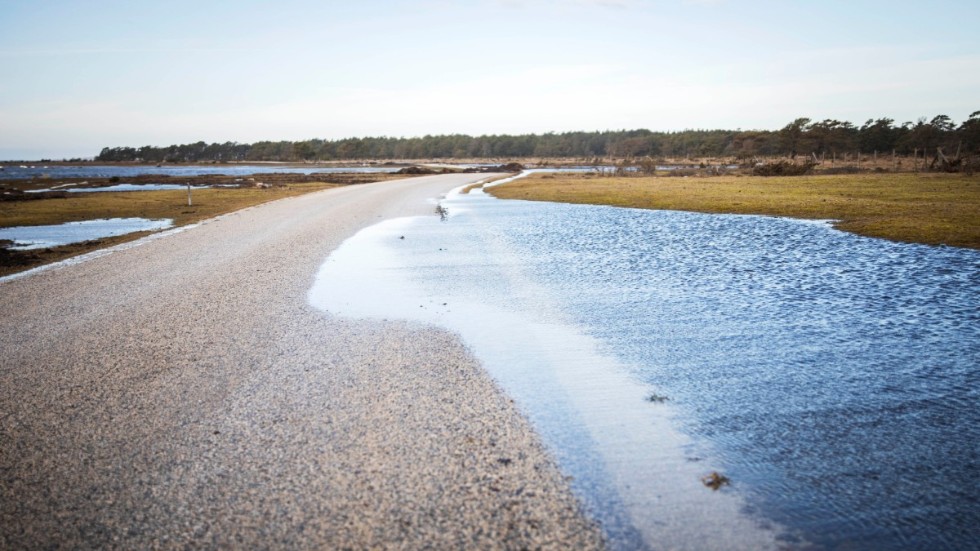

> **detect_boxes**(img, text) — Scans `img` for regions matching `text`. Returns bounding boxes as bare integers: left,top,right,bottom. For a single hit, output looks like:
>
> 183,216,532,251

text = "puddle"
308,180,980,550
26,184,208,193
0,164,397,181
0,218,174,249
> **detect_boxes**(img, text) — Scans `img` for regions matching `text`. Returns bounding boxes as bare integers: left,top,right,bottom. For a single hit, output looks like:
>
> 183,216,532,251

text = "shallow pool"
0,218,174,249
25,183,208,193
0,164,397,181
310,186,980,550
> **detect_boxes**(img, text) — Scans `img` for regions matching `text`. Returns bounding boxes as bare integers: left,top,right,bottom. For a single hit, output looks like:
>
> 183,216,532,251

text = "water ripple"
501,201,980,550
312,187,979,550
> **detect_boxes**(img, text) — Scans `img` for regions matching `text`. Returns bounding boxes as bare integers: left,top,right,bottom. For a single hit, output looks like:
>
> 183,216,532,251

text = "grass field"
0,183,339,276
486,172,980,249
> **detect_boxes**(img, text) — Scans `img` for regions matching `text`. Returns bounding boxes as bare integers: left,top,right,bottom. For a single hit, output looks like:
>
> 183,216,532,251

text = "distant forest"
96,113,980,163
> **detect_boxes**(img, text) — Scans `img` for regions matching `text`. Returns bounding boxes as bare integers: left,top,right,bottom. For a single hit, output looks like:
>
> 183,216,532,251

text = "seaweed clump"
701,471,731,490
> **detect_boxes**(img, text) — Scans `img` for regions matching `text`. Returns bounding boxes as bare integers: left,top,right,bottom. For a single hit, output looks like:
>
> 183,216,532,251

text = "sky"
1,0,978,159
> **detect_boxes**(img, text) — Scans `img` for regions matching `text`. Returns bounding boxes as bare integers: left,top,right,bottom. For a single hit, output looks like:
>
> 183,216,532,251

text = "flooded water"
0,218,173,249
0,164,396,180
25,183,210,193
309,185,980,550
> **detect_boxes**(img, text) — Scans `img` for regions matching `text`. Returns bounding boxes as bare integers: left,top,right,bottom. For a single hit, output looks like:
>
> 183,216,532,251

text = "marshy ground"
4,164,979,277
487,171,980,249
0,172,412,276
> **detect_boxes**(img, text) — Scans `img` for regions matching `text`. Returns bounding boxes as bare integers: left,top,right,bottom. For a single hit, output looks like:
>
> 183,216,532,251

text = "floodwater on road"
309,184,980,550
0,218,173,249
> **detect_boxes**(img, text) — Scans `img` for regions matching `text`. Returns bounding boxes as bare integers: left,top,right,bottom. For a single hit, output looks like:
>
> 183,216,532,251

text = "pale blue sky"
1,0,978,159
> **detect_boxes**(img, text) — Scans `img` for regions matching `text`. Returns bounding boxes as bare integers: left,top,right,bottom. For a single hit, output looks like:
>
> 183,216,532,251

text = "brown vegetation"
751,160,818,176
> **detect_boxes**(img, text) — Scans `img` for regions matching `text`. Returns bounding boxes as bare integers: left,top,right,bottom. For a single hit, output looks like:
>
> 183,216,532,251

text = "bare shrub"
819,166,865,175
752,161,817,176
665,168,700,177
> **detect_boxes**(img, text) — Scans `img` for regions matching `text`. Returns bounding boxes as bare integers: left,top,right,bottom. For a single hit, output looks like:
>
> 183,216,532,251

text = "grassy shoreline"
486,172,980,249
0,183,343,277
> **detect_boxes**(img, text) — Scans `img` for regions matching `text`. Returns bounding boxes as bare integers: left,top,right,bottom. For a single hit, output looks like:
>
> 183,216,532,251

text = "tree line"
96,112,980,163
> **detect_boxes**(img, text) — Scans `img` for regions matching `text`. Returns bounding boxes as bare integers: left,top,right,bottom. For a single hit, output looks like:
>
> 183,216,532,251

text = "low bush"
819,166,865,175
752,161,817,176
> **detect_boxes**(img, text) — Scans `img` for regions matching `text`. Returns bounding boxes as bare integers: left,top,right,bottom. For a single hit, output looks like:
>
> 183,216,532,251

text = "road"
0,174,602,549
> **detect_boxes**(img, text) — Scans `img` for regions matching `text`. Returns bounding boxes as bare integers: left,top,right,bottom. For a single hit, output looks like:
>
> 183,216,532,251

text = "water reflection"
0,164,397,181
310,186,979,550
493,195,980,550
26,184,210,193
0,218,173,249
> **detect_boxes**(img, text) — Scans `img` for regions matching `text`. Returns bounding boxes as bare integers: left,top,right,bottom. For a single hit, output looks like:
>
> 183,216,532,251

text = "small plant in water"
645,392,669,403
701,471,730,490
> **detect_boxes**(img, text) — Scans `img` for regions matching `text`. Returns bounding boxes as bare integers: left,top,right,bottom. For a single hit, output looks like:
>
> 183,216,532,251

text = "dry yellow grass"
487,172,980,249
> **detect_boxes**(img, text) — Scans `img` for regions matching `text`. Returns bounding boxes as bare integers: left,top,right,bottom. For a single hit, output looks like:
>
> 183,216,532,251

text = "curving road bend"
0,174,603,549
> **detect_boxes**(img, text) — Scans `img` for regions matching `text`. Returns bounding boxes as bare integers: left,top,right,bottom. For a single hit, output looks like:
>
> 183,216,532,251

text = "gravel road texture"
0,173,604,549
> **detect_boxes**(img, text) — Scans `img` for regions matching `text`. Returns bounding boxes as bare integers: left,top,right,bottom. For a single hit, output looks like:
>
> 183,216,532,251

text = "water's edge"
308,185,795,549
310,177,979,550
